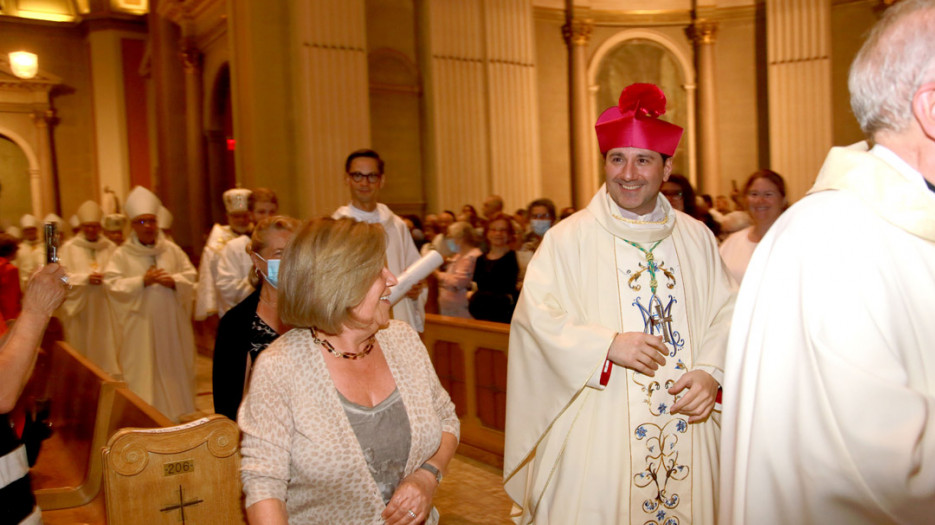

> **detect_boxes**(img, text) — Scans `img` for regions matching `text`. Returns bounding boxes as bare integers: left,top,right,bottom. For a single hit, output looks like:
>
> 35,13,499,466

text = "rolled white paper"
388,250,444,305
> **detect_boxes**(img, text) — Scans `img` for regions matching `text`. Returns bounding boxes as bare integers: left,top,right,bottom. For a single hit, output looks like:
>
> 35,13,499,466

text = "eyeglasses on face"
661,190,684,198
348,171,382,184
134,218,157,226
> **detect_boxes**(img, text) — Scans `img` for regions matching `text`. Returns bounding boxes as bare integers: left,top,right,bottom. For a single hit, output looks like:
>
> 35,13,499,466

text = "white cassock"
59,234,121,376
104,232,198,421
505,187,734,525
333,203,427,332
720,142,935,525
14,241,42,289
215,235,253,317
194,223,241,320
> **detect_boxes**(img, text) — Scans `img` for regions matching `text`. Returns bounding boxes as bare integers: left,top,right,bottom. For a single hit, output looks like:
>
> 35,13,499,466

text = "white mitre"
20,214,38,229
157,206,173,229
223,188,251,213
102,214,127,231
124,186,161,219
77,200,103,224
43,213,64,227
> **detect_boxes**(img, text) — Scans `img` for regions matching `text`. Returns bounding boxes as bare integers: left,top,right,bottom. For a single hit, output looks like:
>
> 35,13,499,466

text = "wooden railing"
422,314,508,467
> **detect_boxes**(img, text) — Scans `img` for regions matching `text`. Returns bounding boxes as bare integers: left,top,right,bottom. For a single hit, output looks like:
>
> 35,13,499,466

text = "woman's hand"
382,468,437,524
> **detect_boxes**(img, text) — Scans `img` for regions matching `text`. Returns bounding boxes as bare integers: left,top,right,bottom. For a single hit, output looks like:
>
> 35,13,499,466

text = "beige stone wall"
533,12,572,213
0,20,97,219
714,7,764,195
830,0,878,147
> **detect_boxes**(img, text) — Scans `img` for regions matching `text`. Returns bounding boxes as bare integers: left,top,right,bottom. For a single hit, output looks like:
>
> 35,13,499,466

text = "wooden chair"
101,415,246,525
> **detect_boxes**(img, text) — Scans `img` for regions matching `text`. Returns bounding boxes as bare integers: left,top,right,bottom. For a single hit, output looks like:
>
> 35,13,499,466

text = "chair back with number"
101,414,246,524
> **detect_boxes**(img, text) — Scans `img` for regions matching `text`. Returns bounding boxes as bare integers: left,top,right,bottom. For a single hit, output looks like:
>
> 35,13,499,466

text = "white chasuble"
104,232,198,421
615,236,694,525
505,186,734,525
194,223,240,320
59,234,121,376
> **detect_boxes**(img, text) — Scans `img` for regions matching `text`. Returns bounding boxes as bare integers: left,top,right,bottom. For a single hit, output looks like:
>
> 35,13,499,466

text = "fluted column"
181,42,208,252
484,0,540,212
33,110,58,216
289,0,370,215
564,16,594,209
686,20,720,195
767,0,832,201
421,0,540,212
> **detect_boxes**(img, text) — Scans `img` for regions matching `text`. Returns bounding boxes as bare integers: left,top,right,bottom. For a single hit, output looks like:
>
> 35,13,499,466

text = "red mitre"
595,83,683,156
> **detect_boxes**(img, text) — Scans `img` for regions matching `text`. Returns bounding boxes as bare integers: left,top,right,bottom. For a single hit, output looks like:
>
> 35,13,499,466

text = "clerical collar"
869,144,932,193
611,195,667,223
347,204,382,224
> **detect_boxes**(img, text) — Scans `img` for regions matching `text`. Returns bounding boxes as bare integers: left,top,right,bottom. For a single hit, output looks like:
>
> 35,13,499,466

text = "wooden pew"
422,314,509,467
22,341,173,519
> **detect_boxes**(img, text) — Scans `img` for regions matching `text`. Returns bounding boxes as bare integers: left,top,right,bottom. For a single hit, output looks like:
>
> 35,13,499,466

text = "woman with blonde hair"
434,221,482,318
240,217,459,525
212,215,300,421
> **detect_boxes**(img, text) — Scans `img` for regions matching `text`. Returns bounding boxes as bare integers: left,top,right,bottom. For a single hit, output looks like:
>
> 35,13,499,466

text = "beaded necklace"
310,328,375,360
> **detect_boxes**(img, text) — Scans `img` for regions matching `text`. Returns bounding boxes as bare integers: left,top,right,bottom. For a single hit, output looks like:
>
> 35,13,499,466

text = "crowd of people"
1,1,933,523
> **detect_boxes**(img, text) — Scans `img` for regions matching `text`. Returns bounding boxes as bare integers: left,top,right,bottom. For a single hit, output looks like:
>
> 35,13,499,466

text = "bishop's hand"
668,370,719,423
607,332,667,377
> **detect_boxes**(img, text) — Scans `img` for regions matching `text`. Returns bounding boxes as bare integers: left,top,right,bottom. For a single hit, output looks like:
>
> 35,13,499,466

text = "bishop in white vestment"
104,187,198,421
505,84,734,525
194,188,252,320
59,201,121,376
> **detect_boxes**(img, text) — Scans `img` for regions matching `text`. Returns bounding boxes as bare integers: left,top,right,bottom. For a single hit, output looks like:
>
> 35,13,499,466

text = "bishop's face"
603,147,672,216
81,223,102,242
131,215,158,245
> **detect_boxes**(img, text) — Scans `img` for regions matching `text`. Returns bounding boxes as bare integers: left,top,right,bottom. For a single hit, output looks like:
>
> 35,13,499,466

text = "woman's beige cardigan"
239,320,459,524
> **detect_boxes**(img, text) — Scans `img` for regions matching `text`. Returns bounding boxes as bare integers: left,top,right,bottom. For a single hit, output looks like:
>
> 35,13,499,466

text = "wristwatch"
419,462,443,484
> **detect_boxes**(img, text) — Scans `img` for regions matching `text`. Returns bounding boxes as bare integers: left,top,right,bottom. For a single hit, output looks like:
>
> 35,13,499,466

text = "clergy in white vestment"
504,84,734,525
193,188,252,320
104,186,198,422
156,205,174,242
332,149,427,332
13,214,41,290
215,188,279,317
59,200,121,376
720,2,935,524
101,213,127,246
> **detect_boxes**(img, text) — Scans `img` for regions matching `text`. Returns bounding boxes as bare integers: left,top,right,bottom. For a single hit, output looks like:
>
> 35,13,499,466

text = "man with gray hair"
720,1,935,523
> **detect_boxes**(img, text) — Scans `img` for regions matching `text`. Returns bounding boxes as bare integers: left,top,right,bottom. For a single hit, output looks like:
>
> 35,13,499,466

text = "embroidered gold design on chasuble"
616,236,693,525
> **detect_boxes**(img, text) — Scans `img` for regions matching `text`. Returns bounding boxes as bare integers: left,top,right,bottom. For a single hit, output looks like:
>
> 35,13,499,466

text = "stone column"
33,110,58,216
181,42,208,252
421,0,540,212
767,0,832,201
685,20,720,195
286,0,370,216
563,17,593,210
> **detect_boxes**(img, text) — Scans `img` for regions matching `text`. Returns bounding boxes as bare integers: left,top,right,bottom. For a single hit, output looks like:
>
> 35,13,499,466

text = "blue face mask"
530,219,551,236
446,239,459,253
256,254,280,289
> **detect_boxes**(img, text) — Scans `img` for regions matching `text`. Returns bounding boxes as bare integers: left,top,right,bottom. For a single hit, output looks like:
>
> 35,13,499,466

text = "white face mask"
530,219,551,236
255,253,280,289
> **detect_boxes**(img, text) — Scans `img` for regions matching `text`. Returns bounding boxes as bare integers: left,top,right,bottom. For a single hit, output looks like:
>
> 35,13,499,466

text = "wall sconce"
9,52,39,79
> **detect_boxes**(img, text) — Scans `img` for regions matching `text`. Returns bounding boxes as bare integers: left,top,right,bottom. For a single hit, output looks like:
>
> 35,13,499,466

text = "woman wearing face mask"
213,215,300,421
434,222,482,318
521,198,556,253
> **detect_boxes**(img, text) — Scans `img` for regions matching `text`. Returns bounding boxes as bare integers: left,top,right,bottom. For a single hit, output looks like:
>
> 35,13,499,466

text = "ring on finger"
407,509,417,518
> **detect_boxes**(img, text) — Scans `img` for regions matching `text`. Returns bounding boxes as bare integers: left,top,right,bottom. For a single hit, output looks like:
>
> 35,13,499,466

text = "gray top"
338,387,412,504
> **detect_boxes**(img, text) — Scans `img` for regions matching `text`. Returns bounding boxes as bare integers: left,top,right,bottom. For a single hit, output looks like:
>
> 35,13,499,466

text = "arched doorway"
0,134,35,230
589,31,696,187
205,64,236,228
